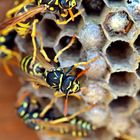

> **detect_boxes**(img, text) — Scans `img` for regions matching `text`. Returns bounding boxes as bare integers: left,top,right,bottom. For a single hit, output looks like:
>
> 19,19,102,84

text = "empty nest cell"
38,19,61,46
58,35,82,56
106,40,133,65
134,34,140,54
82,0,105,16
109,71,137,94
109,96,135,113
103,11,133,36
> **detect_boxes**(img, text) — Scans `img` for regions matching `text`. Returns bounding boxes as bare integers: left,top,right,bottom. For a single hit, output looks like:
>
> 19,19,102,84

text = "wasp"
0,0,84,66
16,91,96,137
20,35,99,116
0,31,20,76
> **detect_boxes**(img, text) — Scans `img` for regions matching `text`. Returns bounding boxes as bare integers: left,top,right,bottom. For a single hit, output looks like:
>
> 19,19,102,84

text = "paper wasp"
0,31,20,76
16,91,96,137
0,0,84,66
20,35,99,116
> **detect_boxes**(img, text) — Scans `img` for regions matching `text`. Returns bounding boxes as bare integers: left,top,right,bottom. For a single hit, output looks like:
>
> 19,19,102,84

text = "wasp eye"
60,0,70,9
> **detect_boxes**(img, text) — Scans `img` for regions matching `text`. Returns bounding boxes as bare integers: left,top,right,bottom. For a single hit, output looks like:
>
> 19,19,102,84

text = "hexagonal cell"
134,34,140,54
82,0,106,16
106,40,133,69
109,72,138,96
109,96,135,113
43,47,56,62
103,11,133,37
126,0,140,23
78,22,107,50
38,19,61,47
54,35,83,67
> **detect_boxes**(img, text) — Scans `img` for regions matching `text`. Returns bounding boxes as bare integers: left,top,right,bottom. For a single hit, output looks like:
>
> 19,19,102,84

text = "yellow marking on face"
0,36,6,43
59,74,63,88
48,0,54,4
55,0,59,5
50,7,54,11
66,81,72,90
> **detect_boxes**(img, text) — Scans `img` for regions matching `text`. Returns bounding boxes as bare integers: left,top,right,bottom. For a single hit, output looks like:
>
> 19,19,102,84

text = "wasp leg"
37,32,51,62
2,62,13,77
31,19,39,66
39,97,57,117
55,9,84,25
54,35,76,63
60,10,68,18
65,56,99,75
50,104,96,124
6,0,33,18
68,9,74,21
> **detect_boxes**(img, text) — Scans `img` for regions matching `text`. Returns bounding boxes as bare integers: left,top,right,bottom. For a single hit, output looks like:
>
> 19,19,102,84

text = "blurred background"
0,0,39,139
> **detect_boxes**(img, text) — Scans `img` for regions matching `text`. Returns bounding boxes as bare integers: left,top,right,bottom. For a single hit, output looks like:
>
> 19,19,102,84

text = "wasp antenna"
75,67,90,80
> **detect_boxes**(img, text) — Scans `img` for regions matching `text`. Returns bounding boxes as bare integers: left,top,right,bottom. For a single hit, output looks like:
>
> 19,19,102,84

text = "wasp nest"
16,0,140,140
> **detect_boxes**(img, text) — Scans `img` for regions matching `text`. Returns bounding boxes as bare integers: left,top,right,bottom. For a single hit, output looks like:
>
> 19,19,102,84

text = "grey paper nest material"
16,0,140,140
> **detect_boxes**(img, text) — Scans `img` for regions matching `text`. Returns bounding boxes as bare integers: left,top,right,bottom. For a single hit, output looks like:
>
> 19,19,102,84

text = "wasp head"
60,0,77,9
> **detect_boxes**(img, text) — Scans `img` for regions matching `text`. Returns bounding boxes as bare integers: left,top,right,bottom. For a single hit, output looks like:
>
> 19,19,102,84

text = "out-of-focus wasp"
0,31,20,76
16,91,96,137
0,0,84,66
20,35,99,116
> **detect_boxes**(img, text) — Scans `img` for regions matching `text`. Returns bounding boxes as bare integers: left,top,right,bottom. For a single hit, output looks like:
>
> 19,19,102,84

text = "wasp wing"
23,73,50,88
0,5,46,34
36,52,55,71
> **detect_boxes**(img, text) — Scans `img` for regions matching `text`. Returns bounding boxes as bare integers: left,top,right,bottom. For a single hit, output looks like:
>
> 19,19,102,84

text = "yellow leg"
49,104,96,124
73,56,99,69
37,32,51,62
54,35,76,63
6,0,32,18
31,19,39,66
68,9,74,21
3,62,13,77
60,10,68,18
39,97,57,117
55,9,84,25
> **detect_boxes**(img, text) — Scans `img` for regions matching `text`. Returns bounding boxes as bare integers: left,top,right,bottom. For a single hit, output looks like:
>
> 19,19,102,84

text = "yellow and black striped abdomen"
21,55,45,76
21,55,33,74
58,117,93,137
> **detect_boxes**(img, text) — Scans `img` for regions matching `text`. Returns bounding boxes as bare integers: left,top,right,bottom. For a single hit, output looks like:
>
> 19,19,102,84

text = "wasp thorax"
61,75,80,94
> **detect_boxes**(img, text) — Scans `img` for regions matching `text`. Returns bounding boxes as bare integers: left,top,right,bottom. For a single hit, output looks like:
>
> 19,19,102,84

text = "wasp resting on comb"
16,90,96,138
20,35,99,116
0,0,84,66
2,0,140,140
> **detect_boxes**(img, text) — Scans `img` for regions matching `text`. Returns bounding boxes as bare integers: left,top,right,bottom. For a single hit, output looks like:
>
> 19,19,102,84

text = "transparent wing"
0,5,46,33
36,52,55,71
